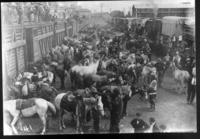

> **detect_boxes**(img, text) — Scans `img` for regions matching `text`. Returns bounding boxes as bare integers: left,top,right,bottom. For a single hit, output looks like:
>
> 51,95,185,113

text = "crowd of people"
5,16,196,134
2,3,65,25
2,2,89,26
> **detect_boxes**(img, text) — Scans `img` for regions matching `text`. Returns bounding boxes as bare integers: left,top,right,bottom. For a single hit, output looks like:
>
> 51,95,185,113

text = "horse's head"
169,62,176,71
96,95,105,116
127,85,133,97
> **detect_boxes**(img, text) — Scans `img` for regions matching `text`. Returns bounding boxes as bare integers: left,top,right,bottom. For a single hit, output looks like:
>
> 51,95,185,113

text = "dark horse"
54,89,104,133
100,85,133,118
43,55,72,90
98,88,123,133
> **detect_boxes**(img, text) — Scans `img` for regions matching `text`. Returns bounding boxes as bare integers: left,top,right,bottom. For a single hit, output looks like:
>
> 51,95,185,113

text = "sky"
75,0,194,13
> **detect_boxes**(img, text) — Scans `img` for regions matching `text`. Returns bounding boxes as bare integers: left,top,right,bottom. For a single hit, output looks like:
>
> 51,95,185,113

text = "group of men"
2,3,58,25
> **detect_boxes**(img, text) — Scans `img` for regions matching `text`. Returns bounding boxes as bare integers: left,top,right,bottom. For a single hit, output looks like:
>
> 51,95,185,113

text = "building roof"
162,16,189,20
76,9,91,13
134,3,194,9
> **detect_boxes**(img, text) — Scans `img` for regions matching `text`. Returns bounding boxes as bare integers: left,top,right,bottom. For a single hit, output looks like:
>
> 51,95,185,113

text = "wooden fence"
3,19,89,79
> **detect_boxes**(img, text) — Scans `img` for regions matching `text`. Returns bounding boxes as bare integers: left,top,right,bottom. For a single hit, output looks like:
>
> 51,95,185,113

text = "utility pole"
130,6,132,17
136,8,138,18
100,3,103,15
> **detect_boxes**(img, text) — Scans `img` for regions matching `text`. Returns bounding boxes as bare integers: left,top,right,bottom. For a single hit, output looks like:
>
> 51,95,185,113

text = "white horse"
141,54,149,64
101,59,114,69
126,53,136,64
71,60,100,76
141,65,157,78
4,98,56,135
170,62,190,94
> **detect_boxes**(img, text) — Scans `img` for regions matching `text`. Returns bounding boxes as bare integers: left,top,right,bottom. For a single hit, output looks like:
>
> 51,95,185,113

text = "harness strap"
149,92,157,95
17,100,23,117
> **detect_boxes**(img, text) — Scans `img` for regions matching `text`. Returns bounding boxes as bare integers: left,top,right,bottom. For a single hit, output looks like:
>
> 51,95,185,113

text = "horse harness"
60,92,77,113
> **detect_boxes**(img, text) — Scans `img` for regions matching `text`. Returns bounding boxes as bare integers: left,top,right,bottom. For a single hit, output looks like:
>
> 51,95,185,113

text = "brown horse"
100,85,132,117
54,91,104,133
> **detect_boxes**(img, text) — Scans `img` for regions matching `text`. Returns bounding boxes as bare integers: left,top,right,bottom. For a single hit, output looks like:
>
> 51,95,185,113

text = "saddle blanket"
61,94,77,113
16,99,35,110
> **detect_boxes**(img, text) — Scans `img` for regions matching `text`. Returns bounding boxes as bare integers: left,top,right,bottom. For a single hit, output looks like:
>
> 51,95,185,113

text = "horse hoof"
59,127,63,131
62,125,66,129
13,131,18,135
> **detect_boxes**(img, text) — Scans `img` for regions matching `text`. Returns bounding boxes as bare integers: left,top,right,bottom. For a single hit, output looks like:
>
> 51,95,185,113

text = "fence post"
64,21,67,36
14,48,19,75
53,22,57,48
25,27,34,69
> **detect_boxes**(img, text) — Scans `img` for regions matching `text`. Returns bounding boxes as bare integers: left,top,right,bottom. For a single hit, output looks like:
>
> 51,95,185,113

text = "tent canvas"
161,16,187,37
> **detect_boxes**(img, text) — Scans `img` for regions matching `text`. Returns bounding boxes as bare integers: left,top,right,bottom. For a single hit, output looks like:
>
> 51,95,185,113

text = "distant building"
133,4,194,18
48,2,91,19
136,8,194,18
92,12,112,20
74,9,92,18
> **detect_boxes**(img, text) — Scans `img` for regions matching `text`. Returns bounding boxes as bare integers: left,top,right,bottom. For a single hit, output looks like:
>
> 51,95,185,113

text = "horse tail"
47,101,56,116
185,71,190,82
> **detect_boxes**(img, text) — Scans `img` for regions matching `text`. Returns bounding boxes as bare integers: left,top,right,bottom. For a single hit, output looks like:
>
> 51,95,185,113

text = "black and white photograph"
1,0,196,135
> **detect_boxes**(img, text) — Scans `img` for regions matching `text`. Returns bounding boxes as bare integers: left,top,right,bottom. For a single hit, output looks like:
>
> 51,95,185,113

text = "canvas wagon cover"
161,16,187,37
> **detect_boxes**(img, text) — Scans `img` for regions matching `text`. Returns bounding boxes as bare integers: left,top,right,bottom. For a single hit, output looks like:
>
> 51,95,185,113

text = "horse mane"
71,60,100,76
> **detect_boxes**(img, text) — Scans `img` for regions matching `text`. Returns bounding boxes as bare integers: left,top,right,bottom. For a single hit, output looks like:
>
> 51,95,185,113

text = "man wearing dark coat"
109,88,123,133
187,65,196,104
147,75,158,111
130,113,149,133
155,58,166,87
149,117,160,133
16,5,23,24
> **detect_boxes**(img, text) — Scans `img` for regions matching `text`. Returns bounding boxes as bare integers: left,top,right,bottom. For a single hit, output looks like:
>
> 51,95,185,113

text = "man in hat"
130,113,149,133
110,88,123,133
147,75,158,111
173,51,181,68
171,34,177,49
16,4,23,24
163,53,171,72
31,67,40,83
148,117,160,133
155,58,166,87
143,39,151,61
187,66,196,104
184,56,193,75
